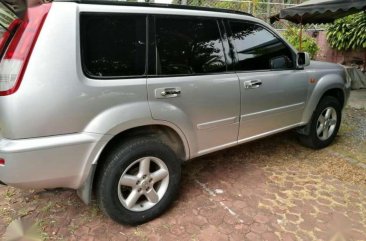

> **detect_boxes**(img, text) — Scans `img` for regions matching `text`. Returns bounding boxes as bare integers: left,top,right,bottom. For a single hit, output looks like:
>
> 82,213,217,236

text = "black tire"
96,138,181,225
298,96,342,149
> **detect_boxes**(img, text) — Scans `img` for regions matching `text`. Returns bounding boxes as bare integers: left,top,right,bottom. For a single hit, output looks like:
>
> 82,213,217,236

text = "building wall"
314,30,365,68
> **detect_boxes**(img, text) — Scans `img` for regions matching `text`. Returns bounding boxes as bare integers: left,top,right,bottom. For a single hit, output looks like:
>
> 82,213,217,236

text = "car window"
229,21,294,71
155,16,226,75
0,2,19,57
80,14,146,78
0,2,17,31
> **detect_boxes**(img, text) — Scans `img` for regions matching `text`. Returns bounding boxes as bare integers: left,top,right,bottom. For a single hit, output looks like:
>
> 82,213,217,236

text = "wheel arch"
298,86,345,135
96,124,188,165
297,95,342,149
77,124,189,204
321,88,345,109
301,71,347,125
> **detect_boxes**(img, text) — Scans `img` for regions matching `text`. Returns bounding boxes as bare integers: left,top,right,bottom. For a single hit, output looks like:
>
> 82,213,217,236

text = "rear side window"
155,16,226,75
229,21,294,71
0,2,17,36
80,14,146,78
0,3,19,57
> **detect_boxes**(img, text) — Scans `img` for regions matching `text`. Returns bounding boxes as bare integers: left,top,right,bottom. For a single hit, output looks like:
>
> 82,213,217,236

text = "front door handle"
244,80,262,89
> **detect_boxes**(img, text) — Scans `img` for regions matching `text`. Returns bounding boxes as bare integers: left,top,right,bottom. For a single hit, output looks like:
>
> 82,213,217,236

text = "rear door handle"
161,89,181,96
155,87,181,98
244,80,262,89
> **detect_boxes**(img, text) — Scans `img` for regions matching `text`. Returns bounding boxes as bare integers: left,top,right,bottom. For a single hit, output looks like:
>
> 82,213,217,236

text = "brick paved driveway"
1,108,365,241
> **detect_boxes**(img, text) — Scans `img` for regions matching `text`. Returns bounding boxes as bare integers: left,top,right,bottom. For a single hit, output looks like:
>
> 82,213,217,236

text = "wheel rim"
316,107,337,141
117,157,169,212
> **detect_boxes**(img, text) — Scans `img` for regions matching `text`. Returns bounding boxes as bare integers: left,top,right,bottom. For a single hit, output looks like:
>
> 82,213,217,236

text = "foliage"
172,0,255,14
209,2,251,12
326,12,366,51
282,27,319,59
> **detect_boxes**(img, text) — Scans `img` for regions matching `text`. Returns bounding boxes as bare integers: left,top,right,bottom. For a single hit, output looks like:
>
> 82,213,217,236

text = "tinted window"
81,14,146,77
155,16,226,75
229,21,294,71
0,3,18,57
0,2,17,35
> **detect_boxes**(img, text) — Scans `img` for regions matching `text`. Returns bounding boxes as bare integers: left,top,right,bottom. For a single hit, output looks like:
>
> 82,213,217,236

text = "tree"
173,0,310,22
326,12,366,51
173,0,255,14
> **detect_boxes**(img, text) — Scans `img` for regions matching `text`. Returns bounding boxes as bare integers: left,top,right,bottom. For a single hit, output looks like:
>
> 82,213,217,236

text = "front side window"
155,16,226,75
81,14,146,78
229,21,294,71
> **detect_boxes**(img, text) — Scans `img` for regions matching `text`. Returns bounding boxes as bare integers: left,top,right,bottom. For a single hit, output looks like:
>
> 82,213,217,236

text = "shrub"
326,12,366,51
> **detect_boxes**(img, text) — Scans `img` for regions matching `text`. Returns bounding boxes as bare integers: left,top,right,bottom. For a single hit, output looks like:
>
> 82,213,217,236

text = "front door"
227,20,309,141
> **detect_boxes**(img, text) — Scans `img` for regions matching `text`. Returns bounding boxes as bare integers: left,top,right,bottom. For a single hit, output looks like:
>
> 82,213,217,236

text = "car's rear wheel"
96,138,181,225
298,96,342,149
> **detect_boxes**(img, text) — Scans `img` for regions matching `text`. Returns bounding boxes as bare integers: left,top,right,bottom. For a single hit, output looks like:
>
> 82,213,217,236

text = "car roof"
54,0,253,18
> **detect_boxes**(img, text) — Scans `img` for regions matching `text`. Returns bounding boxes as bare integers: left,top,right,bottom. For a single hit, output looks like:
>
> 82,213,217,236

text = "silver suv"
0,0,350,225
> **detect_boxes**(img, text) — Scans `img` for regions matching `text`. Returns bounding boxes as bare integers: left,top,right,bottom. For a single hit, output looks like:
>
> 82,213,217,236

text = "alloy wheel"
117,157,169,212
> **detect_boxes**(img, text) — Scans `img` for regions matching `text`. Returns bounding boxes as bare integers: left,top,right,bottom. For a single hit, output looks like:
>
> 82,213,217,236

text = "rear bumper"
0,132,105,189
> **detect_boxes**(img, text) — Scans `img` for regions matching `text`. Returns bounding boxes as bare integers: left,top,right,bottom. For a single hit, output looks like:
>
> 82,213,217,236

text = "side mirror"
270,55,292,70
297,52,310,68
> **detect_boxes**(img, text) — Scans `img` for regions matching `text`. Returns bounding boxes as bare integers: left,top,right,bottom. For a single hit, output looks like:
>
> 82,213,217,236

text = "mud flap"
77,164,97,205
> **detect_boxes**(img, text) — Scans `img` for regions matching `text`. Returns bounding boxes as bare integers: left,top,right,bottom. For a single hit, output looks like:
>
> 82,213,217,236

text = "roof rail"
54,0,253,17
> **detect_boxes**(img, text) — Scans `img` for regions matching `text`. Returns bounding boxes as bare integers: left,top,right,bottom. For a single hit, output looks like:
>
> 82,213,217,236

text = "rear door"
227,21,309,142
147,15,240,156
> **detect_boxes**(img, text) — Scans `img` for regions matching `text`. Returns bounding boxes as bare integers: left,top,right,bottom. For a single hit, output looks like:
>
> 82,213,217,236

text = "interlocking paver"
1,108,366,241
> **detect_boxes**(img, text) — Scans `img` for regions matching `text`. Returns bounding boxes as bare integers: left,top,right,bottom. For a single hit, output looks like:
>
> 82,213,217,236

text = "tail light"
0,3,51,96
0,158,4,165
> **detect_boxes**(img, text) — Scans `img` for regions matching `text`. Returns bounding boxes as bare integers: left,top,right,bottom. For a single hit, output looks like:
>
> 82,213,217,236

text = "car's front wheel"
96,138,181,225
298,96,342,149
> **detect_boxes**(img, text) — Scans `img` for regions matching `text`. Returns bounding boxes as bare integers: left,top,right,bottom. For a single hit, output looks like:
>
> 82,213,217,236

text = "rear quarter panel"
0,3,151,139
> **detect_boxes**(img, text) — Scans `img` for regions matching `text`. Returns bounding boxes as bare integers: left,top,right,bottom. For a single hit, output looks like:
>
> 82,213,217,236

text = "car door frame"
223,19,309,142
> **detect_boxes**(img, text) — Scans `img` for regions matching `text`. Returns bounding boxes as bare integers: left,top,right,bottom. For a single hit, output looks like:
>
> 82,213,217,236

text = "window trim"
146,71,238,79
225,19,297,73
79,12,149,80
147,15,156,76
216,19,228,73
